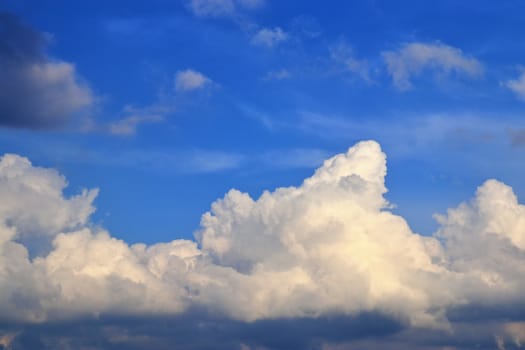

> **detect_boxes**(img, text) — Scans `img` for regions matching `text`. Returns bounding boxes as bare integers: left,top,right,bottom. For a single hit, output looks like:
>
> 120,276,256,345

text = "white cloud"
108,115,163,136
382,42,484,90
504,70,525,100
187,0,264,18
435,179,525,300
107,105,165,136
251,27,288,48
174,69,211,92
3,141,525,333
188,0,236,17
0,153,98,243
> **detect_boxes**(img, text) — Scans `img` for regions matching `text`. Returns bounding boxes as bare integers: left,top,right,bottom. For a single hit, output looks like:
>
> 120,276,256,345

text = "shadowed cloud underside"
1,141,525,350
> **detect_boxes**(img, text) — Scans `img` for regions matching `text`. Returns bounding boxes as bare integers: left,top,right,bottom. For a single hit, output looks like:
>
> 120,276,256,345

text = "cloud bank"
2,141,525,348
0,13,94,129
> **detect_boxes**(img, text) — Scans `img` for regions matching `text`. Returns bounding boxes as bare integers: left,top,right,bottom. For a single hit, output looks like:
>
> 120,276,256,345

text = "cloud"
382,42,483,90
186,0,264,18
106,105,166,136
504,69,525,100
107,115,164,136
0,332,17,348
0,153,98,243
174,69,212,92
0,13,94,129
4,141,525,347
251,27,288,48
330,41,372,83
79,104,168,136
256,111,500,158
506,128,525,147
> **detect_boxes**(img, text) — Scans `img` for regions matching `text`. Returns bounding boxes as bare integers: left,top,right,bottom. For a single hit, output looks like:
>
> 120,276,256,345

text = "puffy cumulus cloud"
435,179,525,304
251,27,288,48
382,42,483,90
186,0,264,18
0,13,94,129
4,140,525,349
505,70,525,101
174,69,212,92
195,141,452,327
0,153,97,243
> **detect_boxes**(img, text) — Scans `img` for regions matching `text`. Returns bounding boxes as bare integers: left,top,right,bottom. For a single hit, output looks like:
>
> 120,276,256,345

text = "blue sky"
2,1,525,349
2,0,525,243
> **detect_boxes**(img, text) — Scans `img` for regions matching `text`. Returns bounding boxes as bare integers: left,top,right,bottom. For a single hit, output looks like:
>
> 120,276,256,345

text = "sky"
1,0,525,349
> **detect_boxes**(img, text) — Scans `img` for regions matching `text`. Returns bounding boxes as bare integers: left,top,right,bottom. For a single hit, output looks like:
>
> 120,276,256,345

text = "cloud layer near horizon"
2,140,525,347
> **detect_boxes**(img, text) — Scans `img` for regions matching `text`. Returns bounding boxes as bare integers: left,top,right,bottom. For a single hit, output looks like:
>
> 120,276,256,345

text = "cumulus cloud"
3,141,525,348
382,42,483,90
504,70,525,100
251,27,288,48
0,13,94,129
174,69,212,92
0,153,97,243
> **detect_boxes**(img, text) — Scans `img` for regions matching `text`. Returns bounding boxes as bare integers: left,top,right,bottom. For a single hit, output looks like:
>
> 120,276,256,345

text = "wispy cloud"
504,69,525,101
330,40,372,83
251,27,288,48
382,42,484,90
174,69,212,92
106,107,165,136
186,0,265,18
51,147,245,174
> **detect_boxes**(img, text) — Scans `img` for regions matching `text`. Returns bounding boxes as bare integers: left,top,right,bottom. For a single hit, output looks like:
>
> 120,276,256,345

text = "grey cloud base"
0,13,93,129
1,140,525,349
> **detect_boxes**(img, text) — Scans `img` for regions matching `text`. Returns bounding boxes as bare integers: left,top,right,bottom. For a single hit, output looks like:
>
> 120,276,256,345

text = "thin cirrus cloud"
382,42,484,90
3,141,525,348
106,105,166,136
504,69,525,100
330,40,372,83
0,12,94,130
